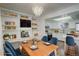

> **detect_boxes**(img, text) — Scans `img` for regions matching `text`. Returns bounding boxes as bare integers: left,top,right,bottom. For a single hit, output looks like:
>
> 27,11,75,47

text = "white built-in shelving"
1,8,33,42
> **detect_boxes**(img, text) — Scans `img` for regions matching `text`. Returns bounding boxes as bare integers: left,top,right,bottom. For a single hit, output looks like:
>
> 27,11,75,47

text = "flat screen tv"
20,19,31,27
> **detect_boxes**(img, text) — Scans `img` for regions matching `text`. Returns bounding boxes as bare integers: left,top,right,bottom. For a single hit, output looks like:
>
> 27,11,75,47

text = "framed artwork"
76,23,79,31
21,30,29,38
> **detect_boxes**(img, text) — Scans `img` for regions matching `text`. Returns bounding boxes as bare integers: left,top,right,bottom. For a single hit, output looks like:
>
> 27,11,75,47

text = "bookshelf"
31,19,38,38
0,8,35,42
1,10,18,42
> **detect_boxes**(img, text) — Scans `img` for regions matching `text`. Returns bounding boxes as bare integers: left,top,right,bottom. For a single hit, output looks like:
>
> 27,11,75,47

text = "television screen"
20,19,31,27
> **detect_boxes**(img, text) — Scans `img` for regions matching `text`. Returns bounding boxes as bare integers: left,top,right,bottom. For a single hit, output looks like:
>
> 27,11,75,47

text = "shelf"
20,15,28,20
4,25,16,26
32,25,38,27
2,25,16,30
32,28,37,29
1,10,17,17
31,23,37,25
32,20,38,35
4,39,18,43
2,29,17,31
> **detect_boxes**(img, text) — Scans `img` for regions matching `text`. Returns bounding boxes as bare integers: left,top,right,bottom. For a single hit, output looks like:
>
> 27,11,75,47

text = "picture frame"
21,30,29,38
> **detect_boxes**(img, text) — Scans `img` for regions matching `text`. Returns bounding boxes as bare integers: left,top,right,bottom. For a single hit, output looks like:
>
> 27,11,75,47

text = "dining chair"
42,36,48,42
48,37,58,45
48,34,52,41
4,45,16,56
66,36,75,46
65,36,78,56
4,41,24,56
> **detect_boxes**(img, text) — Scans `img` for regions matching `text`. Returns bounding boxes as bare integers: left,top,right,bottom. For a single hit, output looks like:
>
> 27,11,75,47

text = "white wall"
38,4,79,41
38,18,45,39
0,8,4,55
45,19,79,29
45,19,79,40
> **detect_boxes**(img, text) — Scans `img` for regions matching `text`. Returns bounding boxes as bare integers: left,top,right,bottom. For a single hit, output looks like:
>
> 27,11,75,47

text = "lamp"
32,6,43,16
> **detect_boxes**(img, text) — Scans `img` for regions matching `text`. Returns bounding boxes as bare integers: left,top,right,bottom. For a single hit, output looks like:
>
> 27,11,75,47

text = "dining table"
21,39,58,56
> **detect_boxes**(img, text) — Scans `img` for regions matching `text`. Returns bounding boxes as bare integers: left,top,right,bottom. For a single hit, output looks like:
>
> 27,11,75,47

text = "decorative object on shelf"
3,34,17,40
45,26,50,29
4,21,16,30
11,34,16,40
21,30,29,38
45,26,50,33
50,28,60,33
21,16,28,19
32,21,38,30
32,23,37,25
34,33,38,37
4,12,17,17
3,34,10,40
45,30,48,33
32,28,37,30
54,29,59,33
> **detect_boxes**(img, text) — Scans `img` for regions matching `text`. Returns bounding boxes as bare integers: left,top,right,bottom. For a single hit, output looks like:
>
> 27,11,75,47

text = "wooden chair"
65,36,78,56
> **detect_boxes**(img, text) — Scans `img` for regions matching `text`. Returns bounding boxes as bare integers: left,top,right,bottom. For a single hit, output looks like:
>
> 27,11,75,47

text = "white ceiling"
0,3,78,17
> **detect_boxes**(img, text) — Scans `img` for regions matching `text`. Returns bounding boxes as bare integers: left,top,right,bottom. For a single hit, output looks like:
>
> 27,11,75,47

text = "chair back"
66,36,75,46
4,46,15,56
48,37,58,45
5,41,17,56
42,36,48,42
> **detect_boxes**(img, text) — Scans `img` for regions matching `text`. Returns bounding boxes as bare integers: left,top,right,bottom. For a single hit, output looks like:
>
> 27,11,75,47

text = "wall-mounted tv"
20,19,31,27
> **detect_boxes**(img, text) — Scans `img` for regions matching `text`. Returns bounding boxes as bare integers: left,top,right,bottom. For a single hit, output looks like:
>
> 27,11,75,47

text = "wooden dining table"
21,40,58,56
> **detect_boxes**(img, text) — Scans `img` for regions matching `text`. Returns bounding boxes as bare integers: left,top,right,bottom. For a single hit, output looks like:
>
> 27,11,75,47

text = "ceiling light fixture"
32,6,43,17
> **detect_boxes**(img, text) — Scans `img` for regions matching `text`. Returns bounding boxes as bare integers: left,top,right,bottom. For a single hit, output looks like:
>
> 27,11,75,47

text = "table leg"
54,50,57,56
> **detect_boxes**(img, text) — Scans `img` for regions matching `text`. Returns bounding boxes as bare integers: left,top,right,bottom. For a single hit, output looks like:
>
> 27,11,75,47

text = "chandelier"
32,6,43,16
